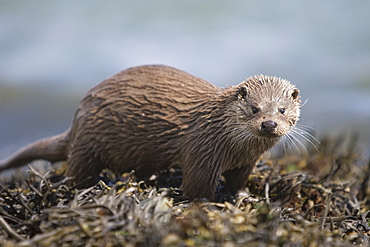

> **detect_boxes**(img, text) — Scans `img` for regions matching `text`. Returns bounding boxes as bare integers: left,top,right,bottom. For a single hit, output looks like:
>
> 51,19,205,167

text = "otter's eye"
251,106,259,114
279,108,286,114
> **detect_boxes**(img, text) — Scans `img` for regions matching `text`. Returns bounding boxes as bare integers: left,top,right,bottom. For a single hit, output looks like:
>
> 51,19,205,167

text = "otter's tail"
0,128,71,172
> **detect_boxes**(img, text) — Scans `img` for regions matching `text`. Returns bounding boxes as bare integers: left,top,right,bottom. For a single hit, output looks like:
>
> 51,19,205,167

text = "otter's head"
230,75,300,140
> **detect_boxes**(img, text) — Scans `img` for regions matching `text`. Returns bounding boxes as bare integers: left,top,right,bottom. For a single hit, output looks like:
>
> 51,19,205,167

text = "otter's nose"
261,120,277,132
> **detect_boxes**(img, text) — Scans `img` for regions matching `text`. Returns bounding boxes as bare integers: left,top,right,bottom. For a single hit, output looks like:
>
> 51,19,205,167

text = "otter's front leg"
181,165,220,201
223,165,253,196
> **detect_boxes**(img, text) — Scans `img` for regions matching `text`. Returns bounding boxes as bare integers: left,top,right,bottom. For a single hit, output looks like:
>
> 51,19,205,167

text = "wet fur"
0,65,301,200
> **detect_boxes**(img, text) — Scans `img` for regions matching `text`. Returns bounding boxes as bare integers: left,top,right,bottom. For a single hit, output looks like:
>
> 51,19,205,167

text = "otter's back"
91,65,219,103
66,65,221,176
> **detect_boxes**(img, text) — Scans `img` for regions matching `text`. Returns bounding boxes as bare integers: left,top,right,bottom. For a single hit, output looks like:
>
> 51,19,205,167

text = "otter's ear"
291,88,300,101
237,86,248,100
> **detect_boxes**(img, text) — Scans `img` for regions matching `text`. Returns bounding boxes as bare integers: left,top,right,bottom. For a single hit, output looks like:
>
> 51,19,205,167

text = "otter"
0,65,301,200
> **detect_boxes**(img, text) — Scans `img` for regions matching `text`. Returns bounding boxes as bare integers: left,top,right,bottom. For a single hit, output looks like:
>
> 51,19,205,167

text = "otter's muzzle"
261,120,278,135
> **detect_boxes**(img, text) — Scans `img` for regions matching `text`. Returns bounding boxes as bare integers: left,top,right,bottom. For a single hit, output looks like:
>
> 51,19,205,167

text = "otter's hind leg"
65,146,104,188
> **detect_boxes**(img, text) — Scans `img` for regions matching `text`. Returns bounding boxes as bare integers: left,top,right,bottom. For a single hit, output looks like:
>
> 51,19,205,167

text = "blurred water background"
0,0,370,159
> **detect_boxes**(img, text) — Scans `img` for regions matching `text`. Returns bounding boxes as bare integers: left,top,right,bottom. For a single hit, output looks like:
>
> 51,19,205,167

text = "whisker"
296,123,318,132
291,132,309,154
220,119,320,157
296,124,314,130
282,132,306,155
281,134,298,154
300,98,309,107
290,128,320,152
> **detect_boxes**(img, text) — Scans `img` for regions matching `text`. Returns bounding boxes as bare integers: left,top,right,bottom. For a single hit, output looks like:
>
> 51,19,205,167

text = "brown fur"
0,65,301,200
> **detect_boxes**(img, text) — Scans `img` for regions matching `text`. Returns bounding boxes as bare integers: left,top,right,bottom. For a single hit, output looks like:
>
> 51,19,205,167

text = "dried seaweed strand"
0,214,24,241
320,192,332,230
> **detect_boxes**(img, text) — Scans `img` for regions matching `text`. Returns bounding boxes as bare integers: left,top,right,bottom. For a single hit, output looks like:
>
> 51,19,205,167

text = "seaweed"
0,136,369,246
